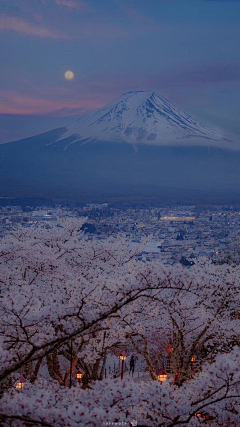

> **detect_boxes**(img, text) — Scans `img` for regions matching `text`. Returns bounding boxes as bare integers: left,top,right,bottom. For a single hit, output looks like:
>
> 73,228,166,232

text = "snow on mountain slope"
57,91,236,149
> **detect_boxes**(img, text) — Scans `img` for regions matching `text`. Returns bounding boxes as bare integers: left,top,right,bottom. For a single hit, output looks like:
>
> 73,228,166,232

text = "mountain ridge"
55,91,237,150
1,91,240,204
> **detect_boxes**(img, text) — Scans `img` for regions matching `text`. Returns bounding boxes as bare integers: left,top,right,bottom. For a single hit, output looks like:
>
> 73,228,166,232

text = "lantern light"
76,372,84,379
119,351,127,361
118,351,128,380
191,356,196,373
76,369,84,383
16,381,24,389
15,375,26,390
156,368,168,383
195,412,209,420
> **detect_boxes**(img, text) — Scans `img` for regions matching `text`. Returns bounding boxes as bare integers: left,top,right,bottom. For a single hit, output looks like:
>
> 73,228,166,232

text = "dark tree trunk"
30,357,43,384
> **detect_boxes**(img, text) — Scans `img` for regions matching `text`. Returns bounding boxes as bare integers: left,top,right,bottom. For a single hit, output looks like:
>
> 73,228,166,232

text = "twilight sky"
1,0,240,142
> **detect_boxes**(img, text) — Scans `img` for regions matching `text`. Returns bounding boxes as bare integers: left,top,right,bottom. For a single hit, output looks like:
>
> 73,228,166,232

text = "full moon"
64,70,74,80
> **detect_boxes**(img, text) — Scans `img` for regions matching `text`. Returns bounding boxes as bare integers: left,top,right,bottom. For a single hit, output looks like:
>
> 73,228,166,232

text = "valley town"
1,203,240,266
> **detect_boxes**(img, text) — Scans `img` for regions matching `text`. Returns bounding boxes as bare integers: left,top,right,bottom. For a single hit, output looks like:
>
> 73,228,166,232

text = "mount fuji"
56,91,234,149
1,91,240,205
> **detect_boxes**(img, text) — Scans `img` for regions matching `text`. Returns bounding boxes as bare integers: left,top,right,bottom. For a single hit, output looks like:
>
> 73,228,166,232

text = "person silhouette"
129,355,135,376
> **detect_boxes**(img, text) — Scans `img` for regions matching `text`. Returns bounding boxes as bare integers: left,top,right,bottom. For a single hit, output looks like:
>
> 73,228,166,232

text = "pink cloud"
0,14,70,39
0,90,108,116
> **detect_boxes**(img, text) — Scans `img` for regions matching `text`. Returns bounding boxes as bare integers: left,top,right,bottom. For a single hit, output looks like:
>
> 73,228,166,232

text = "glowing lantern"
119,351,127,361
118,351,128,380
15,375,26,390
156,368,167,383
76,369,84,383
15,381,24,389
76,371,84,380
191,355,196,372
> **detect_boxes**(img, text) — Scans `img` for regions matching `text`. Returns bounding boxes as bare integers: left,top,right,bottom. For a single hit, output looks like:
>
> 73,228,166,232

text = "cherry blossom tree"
1,348,240,426
1,220,240,426
121,260,240,384
0,219,173,386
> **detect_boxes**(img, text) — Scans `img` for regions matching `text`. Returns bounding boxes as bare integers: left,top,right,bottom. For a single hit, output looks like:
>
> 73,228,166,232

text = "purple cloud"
0,14,70,38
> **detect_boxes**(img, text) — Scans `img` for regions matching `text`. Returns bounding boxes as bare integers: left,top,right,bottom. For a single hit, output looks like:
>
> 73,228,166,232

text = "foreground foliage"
0,219,240,426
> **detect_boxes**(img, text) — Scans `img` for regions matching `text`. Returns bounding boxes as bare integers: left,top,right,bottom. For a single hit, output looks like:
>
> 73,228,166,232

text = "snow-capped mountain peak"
57,91,234,149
